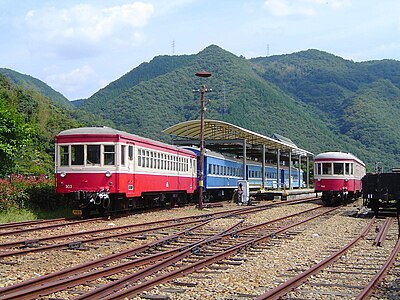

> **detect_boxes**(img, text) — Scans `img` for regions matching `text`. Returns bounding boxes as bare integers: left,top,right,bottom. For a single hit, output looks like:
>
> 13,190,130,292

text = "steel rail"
0,212,216,248
356,228,400,300
255,217,376,300
0,203,324,299
0,197,318,253
0,218,217,299
0,218,68,229
374,217,392,246
75,207,338,300
0,216,217,258
0,217,106,237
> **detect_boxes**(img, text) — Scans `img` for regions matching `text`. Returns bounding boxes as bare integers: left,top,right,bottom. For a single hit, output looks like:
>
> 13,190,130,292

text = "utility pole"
195,70,212,209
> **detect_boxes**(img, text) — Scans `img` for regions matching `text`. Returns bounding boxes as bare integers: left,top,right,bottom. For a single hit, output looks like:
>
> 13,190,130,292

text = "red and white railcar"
55,127,197,216
314,152,366,205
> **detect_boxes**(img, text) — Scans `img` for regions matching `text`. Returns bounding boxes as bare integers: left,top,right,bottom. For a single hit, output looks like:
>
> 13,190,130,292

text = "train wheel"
321,194,332,206
370,200,380,217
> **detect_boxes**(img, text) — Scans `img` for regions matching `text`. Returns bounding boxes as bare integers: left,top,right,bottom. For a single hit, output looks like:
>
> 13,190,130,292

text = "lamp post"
195,70,212,209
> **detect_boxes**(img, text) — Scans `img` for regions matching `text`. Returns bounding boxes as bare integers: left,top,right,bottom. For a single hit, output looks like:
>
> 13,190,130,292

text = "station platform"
251,188,317,201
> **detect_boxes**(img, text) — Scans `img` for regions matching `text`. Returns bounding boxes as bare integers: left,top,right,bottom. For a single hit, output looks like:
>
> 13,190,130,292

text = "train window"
138,149,142,167
350,163,354,175
333,163,344,175
60,145,69,166
120,145,126,166
87,145,100,165
316,163,321,175
104,145,115,166
345,163,350,175
129,146,134,160
71,145,84,165
322,163,332,175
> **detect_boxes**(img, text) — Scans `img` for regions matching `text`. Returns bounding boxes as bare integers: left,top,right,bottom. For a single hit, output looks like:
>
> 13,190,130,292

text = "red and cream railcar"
55,127,197,216
314,152,366,206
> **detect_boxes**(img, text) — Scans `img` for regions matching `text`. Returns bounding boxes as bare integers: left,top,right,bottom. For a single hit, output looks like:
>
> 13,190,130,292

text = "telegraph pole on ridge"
195,70,212,210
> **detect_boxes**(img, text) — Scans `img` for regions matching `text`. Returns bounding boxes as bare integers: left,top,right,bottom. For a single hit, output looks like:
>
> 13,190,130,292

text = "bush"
0,174,70,212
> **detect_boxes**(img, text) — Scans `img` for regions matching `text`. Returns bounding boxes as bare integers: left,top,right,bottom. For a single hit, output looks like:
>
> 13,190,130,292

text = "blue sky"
1,0,399,100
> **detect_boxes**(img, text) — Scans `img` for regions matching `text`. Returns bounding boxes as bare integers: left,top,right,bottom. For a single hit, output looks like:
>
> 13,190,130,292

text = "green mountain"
3,45,400,173
0,68,72,108
77,45,396,170
250,50,400,169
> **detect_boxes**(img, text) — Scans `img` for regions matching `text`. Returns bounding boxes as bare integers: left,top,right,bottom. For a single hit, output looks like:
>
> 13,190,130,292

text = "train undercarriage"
71,190,192,217
321,190,355,206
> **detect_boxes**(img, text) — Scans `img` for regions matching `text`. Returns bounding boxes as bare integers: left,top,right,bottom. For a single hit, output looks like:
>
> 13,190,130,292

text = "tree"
0,96,34,176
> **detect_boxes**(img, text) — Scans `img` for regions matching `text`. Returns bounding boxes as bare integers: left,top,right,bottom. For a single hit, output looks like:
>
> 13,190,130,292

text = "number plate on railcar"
72,210,82,216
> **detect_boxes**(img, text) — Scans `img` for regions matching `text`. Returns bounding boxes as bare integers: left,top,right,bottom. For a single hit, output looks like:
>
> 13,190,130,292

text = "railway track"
0,200,329,299
3,197,395,299
0,197,318,259
255,217,400,300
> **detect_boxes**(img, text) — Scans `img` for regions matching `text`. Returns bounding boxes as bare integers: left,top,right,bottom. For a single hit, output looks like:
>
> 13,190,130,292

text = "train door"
281,169,285,188
177,154,182,190
126,144,135,197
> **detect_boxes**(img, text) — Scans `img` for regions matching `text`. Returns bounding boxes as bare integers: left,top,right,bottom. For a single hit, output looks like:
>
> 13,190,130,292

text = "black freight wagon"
362,172,400,216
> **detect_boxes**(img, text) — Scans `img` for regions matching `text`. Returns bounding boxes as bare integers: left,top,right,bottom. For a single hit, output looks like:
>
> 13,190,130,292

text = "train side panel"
55,127,197,215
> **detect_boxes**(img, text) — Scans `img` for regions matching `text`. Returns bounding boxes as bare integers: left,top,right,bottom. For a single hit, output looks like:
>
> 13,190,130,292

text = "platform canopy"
163,119,313,158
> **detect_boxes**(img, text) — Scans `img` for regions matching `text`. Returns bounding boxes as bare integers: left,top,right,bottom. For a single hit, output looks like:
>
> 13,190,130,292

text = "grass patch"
0,207,75,223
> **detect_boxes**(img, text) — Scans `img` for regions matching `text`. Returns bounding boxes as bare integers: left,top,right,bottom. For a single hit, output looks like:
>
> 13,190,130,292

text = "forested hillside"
0,74,113,175
77,45,399,170
250,50,400,169
0,68,72,108
2,45,400,173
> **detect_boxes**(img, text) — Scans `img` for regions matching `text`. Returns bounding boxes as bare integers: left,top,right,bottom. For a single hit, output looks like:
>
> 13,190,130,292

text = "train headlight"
60,171,66,178
105,170,112,178
345,178,349,182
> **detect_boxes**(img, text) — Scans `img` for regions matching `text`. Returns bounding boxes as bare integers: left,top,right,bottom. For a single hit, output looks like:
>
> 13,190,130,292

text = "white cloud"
45,65,97,98
263,0,316,17
263,0,350,17
24,2,154,48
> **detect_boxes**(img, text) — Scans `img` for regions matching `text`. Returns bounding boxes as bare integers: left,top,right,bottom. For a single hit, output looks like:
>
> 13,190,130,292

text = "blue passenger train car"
184,147,304,201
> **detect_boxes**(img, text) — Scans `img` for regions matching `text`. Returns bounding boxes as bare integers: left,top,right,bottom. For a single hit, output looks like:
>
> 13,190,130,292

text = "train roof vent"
271,133,297,148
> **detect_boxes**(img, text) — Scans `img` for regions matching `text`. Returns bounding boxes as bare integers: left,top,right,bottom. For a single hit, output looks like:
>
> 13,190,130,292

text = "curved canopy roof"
163,119,313,157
